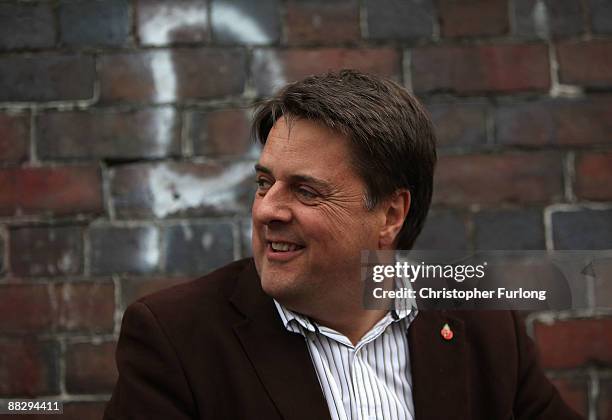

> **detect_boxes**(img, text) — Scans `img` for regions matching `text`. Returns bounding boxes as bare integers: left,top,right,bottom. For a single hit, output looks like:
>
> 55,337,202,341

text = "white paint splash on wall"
140,5,208,46
532,0,550,39
211,3,270,44
142,227,161,269
148,161,254,218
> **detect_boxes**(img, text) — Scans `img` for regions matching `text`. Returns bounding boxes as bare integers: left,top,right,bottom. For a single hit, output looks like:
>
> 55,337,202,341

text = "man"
104,70,582,419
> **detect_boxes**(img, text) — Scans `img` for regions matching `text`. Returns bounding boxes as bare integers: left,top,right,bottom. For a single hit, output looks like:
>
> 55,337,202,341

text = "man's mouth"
269,241,305,252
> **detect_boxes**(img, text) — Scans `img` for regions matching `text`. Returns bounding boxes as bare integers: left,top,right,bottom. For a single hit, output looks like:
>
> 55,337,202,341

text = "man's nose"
253,183,293,224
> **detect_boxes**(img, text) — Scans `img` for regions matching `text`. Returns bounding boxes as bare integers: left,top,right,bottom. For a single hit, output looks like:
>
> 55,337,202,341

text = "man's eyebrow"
254,164,333,191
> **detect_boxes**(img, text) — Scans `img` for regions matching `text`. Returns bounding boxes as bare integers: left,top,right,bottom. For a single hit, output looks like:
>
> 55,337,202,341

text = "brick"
534,317,612,368
37,108,180,159
252,48,401,95
188,108,256,158
137,0,209,46
495,98,612,146
0,2,55,50
90,225,160,275
65,341,117,394
0,54,95,102
591,0,612,34
474,209,545,250
513,0,585,38
412,44,550,95
365,0,434,40
164,222,235,275
62,402,108,420
53,282,115,333
592,256,612,309
0,113,29,162
549,377,588,418
286,0,359,45
551,209,612,250
557,40,612,88
0,339,59,396
100,49,246,103
413,210,468,250
438,0,508,38
575,152,612,201
9,226,84,277
110,161,255,218
600,379,612,420
59,0,129,47
433,153,563,206
0,166,103,217
211,0,280,44
0,234,4,274
121,276,190,307
0,284,53,333
426,102,487,148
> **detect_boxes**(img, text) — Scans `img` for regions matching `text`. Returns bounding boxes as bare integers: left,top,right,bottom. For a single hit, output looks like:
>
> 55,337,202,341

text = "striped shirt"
274,298,418,420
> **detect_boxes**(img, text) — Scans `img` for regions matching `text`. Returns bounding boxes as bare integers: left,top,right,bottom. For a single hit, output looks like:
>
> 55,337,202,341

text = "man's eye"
296,187,317,200
255,178,272,191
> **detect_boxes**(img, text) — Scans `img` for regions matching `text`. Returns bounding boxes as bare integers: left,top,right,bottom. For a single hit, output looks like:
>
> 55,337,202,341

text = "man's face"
252,117,386,311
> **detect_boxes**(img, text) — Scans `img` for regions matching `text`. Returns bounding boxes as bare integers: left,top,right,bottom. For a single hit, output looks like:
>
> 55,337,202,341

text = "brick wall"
0,0,611,418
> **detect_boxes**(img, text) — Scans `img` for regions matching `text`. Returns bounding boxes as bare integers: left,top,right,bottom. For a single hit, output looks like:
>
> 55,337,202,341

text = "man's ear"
378,189,411,249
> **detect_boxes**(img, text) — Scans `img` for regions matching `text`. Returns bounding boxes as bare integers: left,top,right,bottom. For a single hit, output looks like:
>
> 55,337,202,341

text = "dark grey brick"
413,210,469,250
591,0,612,34
164,222,235,275
365,0,434,40
188,109,258,158
9,226,84,277
552,209,612,250
513,0,584,38
90,225,160,275
0,54,95,102
59,0,130,47
211,0,280,44
0,2,55,50
427,102,488,148
474,209,545,250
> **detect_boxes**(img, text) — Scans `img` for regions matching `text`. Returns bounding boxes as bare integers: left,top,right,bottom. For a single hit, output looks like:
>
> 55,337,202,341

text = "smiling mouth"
268,241,305,252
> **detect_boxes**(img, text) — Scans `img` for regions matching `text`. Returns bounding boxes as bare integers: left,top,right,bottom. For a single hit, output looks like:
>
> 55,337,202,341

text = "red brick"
9,226,84,277
496,97,612,146
557,40,612,87
99,49,246,103
252,48,401,95
0,284,53,333
121,276,190,307
534,318,612,368
0,339,59,396
62,402,108,420
438,0,508,37
137,0,209,46
0,54,95,102
426,102,488,148
110,161,255,218
0,166,103,217
37,108,180,159
65,341,117,394
53,282,115,333
286,0,360,44
0,113,29,162
549,377,588,418
189,108,254,158
412,44,550,94
433,153,563,206
575,152,612,201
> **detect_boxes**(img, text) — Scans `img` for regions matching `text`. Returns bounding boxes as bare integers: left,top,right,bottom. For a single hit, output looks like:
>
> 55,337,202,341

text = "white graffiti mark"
532,0,549,39
141,3,286,217
140,4,208,46
142,227,161,269
148,161,254,218
148,107,177,155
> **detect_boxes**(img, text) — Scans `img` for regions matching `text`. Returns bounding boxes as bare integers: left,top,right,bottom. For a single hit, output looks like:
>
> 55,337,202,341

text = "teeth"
270,242,299,252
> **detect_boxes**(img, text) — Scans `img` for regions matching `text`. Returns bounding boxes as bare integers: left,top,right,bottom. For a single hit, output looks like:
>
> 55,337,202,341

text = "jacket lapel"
409,310,471,420
230,261,332,420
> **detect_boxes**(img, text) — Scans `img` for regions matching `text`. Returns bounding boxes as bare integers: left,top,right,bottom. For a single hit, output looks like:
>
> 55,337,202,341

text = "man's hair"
251,69,437,249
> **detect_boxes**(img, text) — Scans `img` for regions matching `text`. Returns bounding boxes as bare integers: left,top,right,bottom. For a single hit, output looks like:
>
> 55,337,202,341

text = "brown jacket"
104,258,582,420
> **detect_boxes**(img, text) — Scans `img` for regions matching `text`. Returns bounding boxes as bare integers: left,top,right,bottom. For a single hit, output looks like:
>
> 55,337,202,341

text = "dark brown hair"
251,69,437,249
